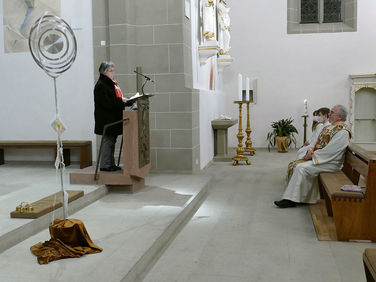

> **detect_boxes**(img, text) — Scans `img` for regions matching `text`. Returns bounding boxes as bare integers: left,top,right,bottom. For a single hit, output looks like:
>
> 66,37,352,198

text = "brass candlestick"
244,101,256,156
232,101,250,166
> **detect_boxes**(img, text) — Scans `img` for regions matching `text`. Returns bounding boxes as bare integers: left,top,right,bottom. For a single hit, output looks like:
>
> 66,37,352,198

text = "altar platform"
0,163,210,281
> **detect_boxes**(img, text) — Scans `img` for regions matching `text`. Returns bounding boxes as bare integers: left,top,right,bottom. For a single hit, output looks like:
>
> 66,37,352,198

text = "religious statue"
201,0,216,42
217,0,231,54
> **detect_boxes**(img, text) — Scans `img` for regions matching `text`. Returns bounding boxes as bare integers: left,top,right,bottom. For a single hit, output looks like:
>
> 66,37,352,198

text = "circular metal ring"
29,13,77,78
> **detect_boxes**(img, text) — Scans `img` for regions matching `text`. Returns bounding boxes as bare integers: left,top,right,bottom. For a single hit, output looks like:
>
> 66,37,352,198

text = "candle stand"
244,101,256,156
232,101,250,166
302,114,308,144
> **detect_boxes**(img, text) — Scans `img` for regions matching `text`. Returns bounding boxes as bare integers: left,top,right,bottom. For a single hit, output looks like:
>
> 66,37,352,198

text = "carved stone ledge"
198,41,219,65
217,54,233,72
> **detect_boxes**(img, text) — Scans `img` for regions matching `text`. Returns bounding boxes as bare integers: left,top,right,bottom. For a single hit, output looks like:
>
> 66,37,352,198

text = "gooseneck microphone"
133,69,154,83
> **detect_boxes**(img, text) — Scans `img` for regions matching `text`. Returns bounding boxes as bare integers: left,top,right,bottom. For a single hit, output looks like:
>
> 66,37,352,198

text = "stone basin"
211,119,238,161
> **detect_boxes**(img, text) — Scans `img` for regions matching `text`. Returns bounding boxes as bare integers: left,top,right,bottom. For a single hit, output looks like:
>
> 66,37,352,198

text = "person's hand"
304,141,309,146
304,149,313,160
122,97,128,102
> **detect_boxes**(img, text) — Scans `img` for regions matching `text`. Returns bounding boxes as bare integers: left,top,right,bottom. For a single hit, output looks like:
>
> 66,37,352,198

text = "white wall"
223,0,376,148
0,0,95,161
199,86,224,169
190,0,224,169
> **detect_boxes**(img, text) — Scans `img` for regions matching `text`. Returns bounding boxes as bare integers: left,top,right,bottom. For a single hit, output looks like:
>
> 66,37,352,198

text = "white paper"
129,92,142,100
341,185,363,192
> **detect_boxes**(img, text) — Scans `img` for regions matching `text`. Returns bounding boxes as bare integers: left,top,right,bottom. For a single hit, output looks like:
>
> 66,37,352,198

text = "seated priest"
285,107,331,184
94,61,132,172
274,105,350,208
304,107,330,147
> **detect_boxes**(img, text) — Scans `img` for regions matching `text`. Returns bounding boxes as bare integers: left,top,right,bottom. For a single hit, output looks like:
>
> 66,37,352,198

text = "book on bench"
341,185,363,192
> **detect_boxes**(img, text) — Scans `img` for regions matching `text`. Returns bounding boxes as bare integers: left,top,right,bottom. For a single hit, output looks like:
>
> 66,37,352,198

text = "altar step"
0,174,211,282
0,185,108,254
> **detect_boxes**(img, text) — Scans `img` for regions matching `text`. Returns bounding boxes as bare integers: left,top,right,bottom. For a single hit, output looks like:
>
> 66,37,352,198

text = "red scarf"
113,80,124,98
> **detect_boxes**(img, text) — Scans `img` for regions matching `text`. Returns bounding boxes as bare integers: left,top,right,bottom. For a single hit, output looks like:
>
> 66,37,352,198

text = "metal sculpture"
28,12,77,219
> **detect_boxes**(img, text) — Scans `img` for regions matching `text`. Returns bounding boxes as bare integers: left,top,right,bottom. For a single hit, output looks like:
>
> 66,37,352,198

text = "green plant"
266,118,298,151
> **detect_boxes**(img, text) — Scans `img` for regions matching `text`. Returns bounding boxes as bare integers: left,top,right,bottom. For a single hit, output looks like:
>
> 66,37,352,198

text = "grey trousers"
100,134,117,169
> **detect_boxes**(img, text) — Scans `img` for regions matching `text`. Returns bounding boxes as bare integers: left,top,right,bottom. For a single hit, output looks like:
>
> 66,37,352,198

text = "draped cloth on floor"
30,218,102,264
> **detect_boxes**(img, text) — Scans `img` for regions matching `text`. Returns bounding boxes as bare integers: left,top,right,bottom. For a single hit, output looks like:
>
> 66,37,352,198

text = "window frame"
287,0,357,34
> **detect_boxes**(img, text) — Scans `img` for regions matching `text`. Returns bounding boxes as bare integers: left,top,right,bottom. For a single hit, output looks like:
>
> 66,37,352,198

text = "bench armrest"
319,172,365,199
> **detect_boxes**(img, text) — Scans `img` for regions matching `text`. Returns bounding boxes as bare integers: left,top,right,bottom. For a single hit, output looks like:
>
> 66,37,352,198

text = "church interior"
1,0,376,281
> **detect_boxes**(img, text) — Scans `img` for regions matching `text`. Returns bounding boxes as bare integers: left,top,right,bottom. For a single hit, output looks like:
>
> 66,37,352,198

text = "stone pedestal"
198,41,219,65
211,119,237,161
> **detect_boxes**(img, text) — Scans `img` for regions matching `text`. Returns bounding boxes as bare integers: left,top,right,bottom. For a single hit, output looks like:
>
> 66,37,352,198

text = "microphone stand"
134,70,154,95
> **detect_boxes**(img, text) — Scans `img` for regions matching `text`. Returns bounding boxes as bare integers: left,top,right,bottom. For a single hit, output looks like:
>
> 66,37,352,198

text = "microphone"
133,69,154,83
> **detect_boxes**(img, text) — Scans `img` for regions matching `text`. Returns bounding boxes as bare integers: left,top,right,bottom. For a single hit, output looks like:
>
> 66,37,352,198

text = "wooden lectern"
69,96,151,192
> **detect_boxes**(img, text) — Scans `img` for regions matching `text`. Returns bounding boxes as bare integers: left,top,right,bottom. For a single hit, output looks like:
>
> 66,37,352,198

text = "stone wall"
92,0,199,172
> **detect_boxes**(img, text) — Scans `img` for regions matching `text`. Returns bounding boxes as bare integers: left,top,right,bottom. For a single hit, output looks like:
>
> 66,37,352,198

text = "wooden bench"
0,140,92,169
318,143,376,241
364,248,376,282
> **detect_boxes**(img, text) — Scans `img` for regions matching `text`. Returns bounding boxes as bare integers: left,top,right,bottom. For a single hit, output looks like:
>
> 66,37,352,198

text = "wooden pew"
318,143,376,241
364,248,376,282
0,140,92,169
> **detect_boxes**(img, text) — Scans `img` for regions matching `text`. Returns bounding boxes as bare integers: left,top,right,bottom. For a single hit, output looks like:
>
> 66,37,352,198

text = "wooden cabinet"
349,74,376,144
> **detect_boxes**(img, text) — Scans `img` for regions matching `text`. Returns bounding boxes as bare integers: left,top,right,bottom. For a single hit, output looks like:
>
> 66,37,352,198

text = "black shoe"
112,165,122,171
100,166,117,172
274,199,297,208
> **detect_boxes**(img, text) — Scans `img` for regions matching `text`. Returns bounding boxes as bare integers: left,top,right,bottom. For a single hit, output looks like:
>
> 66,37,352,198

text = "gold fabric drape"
31,218,102,264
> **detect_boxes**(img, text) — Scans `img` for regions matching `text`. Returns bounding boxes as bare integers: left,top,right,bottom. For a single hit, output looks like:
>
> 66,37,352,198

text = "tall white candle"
238,74,242,101
304,99,308,115
246,77,250,101
252,79,257,103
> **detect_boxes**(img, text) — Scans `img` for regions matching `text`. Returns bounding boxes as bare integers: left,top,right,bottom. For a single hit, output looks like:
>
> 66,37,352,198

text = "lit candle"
238,73,242,101
246,77,250,101
304,99,308,115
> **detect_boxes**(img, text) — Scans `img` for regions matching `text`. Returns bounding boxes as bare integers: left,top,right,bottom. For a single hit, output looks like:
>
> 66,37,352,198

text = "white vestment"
283,129,349,203
296,121,330,159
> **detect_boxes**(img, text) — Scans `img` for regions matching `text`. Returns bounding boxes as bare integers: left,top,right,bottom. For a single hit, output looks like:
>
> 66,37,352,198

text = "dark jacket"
94,74,125,136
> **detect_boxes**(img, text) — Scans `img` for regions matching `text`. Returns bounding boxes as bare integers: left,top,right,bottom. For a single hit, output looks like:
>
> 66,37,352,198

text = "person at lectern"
94,61,131,171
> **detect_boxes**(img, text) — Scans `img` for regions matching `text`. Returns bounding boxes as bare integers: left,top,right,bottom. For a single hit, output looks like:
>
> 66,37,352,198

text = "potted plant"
266,118,298,152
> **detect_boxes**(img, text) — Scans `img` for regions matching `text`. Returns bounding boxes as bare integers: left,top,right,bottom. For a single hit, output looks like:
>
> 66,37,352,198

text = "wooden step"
10,190,84,219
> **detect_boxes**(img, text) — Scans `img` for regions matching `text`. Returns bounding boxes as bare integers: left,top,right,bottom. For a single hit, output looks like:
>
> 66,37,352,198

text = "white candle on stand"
304,99,308,115
238,74,242,101
246,77,250,101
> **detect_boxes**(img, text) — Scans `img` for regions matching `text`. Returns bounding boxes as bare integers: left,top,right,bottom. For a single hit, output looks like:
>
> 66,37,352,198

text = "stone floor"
0,149,374,281
0,163,209,282
144,149,375,282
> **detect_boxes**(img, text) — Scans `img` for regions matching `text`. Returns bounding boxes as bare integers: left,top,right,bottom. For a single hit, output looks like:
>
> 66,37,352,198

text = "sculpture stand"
244,101,256,156
302,114,308,144
232,101,250,166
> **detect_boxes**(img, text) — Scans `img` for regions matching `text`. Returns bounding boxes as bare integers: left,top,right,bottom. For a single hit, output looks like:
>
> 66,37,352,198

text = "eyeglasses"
330,111,338,115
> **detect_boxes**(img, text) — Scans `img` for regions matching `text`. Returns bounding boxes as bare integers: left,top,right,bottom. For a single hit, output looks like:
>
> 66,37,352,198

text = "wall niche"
349,74,376,145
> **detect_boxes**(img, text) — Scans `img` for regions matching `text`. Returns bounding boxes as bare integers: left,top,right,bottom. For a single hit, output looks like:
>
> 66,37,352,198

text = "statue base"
198,40,219,65
217,54,233,72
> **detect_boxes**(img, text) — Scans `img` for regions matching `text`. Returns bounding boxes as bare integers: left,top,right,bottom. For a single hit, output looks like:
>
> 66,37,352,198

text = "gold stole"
286,121,349,183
